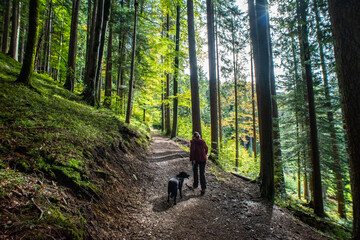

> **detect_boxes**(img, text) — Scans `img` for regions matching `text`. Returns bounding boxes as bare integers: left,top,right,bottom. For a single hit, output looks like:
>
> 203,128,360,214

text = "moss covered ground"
0,53,151,239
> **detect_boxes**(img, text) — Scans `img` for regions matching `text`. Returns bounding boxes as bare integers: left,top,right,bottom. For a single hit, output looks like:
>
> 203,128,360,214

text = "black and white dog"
167,172,190,205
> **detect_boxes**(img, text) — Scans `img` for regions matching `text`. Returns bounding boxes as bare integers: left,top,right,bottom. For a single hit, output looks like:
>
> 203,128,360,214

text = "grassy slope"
0,53,151,239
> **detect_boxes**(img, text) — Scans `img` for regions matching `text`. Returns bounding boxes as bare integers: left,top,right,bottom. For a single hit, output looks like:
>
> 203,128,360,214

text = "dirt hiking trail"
125,134,330,240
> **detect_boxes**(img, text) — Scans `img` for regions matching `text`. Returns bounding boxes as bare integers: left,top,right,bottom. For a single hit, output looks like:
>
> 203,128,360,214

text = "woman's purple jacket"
190,138,208,162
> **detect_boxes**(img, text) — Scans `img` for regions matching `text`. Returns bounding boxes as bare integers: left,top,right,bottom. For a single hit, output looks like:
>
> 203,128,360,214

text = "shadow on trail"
151,189,202,212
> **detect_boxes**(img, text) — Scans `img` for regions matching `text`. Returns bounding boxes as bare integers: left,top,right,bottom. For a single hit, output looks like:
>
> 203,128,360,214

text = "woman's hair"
193,132,200,139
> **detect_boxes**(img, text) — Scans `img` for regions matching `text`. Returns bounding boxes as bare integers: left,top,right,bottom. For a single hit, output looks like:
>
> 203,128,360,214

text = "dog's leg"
167,193,170,203
174,191,177,205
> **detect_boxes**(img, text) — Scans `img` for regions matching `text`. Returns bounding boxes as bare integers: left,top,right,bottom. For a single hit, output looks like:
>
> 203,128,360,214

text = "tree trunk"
171,5,180,139
43,0,52,73
83,0,104,106
313,0,346,219
249,0,274,201
187,0,202,135
16,0,39,85
9,0,21,60
2,0,11,53
94,0,111,105
206,0,219,158
327,0,360,237
215,7,222,149
104,23,113,108
266,10,285,196
250,49,257,160
125,0,138,123
165,14,171,135
18,21,26,63
296,0,324,217
84,0,97,87
64,0,81,92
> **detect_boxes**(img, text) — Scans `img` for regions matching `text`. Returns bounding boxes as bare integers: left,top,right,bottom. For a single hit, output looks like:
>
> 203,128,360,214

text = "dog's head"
176,171,190,179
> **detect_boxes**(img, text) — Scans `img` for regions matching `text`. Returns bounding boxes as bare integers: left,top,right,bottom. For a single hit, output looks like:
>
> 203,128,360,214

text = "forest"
0,0,359,239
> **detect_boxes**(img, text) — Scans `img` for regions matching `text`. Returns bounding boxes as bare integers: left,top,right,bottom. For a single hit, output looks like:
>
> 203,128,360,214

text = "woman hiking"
190,132,208,195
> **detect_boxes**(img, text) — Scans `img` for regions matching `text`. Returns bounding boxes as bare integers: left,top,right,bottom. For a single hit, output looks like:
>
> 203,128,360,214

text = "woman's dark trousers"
193,161,206,190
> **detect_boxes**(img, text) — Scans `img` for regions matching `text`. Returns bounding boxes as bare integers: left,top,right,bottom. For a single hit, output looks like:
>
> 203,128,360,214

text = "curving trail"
126,134,330,240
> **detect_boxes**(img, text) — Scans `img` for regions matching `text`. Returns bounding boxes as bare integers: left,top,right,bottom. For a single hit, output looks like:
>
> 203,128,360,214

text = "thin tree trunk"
165,14,171,135
125,0,138,123
94,0,111,105
296,0,324,217
18,21,26,63
267,10,285,196
43,0,52,73
9,0,21,60
64,0,81,92
171,5,180,139
327,0,360,237
187,0,202,135
296,116,301,199
313,0,346,218
215,7,222,149
16,0,39,85
250,49,257,159
2,0,11,53
231,16,239,170
206,0,219,158
104,23,113,108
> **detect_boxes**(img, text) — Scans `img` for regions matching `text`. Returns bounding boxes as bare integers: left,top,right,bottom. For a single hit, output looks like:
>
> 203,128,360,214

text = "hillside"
0,53,351,239
0,53,151,239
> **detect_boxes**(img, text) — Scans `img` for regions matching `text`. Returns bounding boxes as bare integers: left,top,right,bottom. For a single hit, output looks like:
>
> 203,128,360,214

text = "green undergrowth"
0,53,151,238
275,196,352,239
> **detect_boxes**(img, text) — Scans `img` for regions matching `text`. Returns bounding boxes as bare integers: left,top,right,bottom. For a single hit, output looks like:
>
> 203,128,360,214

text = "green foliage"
0,53,150,237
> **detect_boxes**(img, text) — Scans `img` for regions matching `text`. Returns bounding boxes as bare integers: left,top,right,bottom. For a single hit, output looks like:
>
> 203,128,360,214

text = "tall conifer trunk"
296,0,324,217
249,0,274,201
125,0,138,123
187,0,202,135
171,5,181,139
327,0,360,237
16,0,39,85
9,0,21,60
206,0,219,158
104,24,113,108
64,0,81,92
313,0,346,218
165,14,171,135
2,0,11,53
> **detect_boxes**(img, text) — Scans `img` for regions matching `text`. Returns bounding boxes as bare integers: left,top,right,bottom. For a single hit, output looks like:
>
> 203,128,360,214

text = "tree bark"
252,0,274,201
9,0,21,60
171,5,180,139
84,0,97,87
83,0,104,106
327,0,360,237
2,0,11,53
267,10,285,196
206,0,219,158
43,0,52,73
165,14,171,135
215,7,222,149
104,23,113,108
16,0,39,85
250,49,257,160
187,0,202,135
125,0,138,123
94,0,111,105
313,0,346,218
64,0,81,92
296,0,324,217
